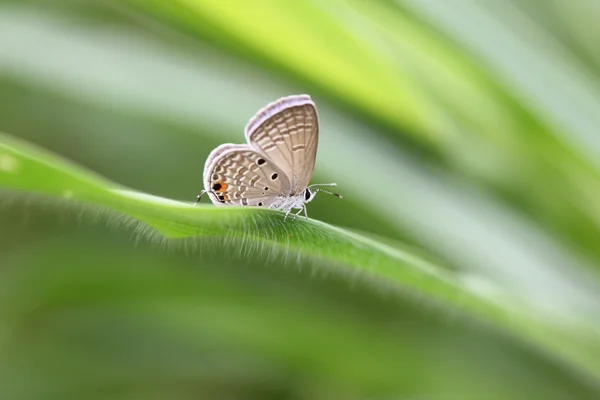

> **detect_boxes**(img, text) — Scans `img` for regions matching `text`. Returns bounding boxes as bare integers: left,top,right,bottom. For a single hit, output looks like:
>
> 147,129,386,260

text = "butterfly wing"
202,143,291,207
244,94,318,195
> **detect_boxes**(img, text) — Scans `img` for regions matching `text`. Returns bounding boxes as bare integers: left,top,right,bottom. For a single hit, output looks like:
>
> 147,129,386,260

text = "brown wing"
244,95,318,195
202,144,290,207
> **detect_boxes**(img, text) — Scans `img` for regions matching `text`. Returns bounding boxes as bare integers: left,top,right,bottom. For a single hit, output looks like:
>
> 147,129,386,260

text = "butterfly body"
266,188,315,211
196,95,340,220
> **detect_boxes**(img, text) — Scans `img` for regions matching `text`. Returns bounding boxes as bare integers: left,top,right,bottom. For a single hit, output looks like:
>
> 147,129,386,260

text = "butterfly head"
305,183,343,204
303,187,317,204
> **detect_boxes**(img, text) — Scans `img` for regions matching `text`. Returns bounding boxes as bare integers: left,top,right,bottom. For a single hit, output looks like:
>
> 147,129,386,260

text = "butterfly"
196,94,341,220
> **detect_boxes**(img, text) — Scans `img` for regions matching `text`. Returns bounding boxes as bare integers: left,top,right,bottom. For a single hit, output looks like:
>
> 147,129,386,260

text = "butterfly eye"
304,189,312,201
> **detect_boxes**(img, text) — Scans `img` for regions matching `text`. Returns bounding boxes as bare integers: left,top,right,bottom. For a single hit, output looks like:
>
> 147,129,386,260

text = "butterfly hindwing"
244,95,318,195
202,144,291,207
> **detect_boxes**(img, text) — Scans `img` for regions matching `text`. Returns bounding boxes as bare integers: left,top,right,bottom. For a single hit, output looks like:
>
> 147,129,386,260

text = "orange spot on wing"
218,181,228,192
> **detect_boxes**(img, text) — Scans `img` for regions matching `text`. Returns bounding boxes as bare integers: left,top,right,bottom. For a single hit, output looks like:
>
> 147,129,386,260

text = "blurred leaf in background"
1,0,600,399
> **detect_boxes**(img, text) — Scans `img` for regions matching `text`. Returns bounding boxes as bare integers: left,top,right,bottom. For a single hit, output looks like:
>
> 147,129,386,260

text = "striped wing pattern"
202,144,290,207
245,95,318,195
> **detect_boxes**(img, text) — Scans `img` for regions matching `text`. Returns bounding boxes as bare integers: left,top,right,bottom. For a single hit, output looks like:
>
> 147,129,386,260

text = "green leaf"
2,3,596,315
121,0,600,274
3,1,600,398
1,131,600,391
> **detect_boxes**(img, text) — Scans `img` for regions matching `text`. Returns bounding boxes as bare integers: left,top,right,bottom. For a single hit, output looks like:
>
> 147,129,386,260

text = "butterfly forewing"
202,144,291,207
245,95,318,195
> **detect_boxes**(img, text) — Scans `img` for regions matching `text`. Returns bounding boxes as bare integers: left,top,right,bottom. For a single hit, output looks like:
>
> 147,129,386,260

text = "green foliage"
1,1,600,399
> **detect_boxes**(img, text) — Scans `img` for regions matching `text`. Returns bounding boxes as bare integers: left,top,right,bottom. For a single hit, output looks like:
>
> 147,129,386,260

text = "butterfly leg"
284,207,304,222
195,190,207,205
283,208,293,221
302,205,309,221
292,208,304,221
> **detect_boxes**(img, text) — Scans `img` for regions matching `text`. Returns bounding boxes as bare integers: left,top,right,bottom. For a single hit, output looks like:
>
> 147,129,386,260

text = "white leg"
194,190,207,205
287,208,302,221
283,207,293,221
291,208,303,221
303,205,309,220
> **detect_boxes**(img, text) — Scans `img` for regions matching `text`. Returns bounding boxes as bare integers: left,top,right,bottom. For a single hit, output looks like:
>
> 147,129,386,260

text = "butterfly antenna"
195,190,207,205
314,188,343,199
309,183,338,188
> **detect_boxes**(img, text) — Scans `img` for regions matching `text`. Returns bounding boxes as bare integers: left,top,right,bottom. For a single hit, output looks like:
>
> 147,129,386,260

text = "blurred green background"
1,0,600,399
